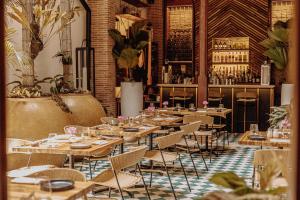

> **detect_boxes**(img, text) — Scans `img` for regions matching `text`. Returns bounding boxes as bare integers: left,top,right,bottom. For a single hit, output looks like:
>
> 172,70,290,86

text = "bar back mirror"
164,0,194,83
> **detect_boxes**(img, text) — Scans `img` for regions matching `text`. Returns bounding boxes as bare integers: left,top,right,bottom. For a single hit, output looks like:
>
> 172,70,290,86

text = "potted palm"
260,20,292,105
109,21,149,117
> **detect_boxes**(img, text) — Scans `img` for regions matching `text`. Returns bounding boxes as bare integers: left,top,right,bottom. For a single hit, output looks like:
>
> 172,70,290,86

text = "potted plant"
109,21,150,117
260,20,292,105
5,1,106,140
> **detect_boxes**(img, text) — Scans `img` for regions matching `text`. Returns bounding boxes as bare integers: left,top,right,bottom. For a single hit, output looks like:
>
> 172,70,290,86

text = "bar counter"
208,84,275,132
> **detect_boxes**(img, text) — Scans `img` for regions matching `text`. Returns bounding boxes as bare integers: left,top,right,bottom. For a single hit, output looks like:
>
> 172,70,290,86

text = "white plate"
54,134,71,140
92,140,108,145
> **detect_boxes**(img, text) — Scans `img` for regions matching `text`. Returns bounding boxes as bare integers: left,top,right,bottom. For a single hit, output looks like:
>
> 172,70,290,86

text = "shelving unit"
210,37,253,85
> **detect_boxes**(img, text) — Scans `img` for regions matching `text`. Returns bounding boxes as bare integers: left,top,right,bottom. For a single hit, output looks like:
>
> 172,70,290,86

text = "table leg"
69,155,74,168
149,133,153,150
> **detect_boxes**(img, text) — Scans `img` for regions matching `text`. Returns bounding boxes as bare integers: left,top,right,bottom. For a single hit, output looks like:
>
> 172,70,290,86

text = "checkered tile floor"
75,134,259,199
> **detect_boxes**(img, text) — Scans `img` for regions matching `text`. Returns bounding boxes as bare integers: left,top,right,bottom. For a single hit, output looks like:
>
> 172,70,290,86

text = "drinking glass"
189,103,195,109
176,103,181,108
250,124,259,135
219,104,224,109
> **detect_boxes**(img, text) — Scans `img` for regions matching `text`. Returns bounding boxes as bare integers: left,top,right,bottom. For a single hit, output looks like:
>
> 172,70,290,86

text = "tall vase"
121,82,143,117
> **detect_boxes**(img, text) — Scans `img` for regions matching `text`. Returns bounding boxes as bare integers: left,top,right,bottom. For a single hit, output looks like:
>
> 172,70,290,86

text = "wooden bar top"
157,84,198,88
208,84,275,89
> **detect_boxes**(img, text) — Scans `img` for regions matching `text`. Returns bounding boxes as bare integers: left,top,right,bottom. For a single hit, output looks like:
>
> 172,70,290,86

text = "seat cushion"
144,150,178,163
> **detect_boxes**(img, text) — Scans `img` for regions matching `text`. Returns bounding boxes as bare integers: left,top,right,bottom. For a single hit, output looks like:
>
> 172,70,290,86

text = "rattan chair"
93,146,150,200
6,138,31,153
144,131,191,199
28,153,67,167
7,153,31,171
252,149,290,188
177,121,208,174
30,168,86,181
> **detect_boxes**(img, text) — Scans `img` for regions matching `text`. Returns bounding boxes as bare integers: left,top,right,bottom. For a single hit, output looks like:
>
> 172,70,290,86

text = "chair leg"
160,151,177,200
93,160,98,171
88,158,93,179
210,140,213,163
227,131,229,146
113,170,125,200
178,154,191,192
183,137,199,178
252,167,255,188
149,161,153,187
194,133,208,171
108,187,112,197
137,164,151,200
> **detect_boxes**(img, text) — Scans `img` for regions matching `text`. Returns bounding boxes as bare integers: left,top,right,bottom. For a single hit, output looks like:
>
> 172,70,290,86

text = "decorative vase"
121,82,143,117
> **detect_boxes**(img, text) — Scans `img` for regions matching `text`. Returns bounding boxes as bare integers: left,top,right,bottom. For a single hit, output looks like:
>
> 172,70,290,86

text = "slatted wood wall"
208,0,270,74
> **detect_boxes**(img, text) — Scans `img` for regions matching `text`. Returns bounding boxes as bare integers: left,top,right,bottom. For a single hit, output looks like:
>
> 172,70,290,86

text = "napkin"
11,177,43,184
92,140,108,145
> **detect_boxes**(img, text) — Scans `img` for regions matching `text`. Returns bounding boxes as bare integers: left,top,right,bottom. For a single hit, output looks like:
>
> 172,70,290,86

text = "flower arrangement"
162,101,169,108
203,100,208,108
269,106,289,129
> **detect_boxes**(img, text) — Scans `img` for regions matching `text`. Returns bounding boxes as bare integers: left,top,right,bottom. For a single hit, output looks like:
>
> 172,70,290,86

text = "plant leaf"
209,172,247,189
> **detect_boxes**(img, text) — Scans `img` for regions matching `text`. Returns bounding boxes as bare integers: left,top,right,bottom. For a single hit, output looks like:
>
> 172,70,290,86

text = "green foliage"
108,21,149,80
260,20,289,70
209,172,247,189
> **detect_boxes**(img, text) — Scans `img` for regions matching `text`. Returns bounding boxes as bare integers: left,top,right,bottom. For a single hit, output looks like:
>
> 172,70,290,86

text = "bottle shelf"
212,62,250,65
212,49,250,51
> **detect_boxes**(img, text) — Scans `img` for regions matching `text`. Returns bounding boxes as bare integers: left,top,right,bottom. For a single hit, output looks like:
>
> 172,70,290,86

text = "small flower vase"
204,105,207,109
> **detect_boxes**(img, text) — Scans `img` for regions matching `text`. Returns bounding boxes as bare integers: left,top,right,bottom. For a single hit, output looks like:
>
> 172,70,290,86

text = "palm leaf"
117,48,139,69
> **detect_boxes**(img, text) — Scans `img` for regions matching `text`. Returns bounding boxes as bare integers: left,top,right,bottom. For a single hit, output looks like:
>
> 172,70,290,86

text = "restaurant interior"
1,0,300,199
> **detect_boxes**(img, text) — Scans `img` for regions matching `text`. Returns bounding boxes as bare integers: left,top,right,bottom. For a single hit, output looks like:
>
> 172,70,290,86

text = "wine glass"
250,124,259,135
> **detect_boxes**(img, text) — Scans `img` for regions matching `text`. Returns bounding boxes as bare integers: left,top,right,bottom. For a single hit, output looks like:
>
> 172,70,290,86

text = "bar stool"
236,92,258,133
169,89,193,108
208,90,224,106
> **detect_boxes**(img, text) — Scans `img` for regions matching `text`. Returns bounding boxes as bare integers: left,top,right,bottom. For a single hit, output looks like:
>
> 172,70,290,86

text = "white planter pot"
121,82,143,117
281,84,294,105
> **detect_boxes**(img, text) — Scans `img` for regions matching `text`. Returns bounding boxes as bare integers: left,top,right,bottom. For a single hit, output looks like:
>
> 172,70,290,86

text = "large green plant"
108,21,149,81
260,20,290,70
6,0,80,87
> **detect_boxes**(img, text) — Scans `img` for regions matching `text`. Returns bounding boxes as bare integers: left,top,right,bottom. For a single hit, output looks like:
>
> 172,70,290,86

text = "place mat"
11,177,43,185
92,140,108,145
269,138,290,143
7,165,54,178
70,143,91,149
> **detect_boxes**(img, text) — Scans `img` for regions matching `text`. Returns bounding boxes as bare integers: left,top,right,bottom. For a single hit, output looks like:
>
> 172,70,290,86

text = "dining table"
12,136,123,168
8,180,94,200
157,107,232,118
238,131,290,149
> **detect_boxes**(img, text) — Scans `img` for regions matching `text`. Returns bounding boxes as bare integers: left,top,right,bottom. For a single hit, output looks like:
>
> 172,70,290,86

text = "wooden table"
13,137,123,168
142,115,183,126
238,131,290,148
158,108,232,118
8,181,94,200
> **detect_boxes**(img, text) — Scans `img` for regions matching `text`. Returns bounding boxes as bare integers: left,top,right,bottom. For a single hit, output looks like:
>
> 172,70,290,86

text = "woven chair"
252,149,290,188
30,168,86,181
144,131,191,200
7,153,30,171
6,138,31,153
93,146,150,200
28,153,67,168
81,145,115,179
177,121,208,175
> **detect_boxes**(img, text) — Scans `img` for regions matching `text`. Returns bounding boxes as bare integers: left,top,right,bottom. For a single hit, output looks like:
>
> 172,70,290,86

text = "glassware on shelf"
250,124,259,135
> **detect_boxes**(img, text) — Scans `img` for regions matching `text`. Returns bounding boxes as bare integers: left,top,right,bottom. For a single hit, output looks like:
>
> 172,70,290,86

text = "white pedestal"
121,82,143,117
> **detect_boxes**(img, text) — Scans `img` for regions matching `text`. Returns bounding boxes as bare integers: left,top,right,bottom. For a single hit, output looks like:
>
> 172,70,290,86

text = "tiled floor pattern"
76,135,259,199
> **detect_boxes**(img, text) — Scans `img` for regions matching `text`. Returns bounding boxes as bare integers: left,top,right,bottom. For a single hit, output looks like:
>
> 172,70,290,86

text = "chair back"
180,121,202,135
6,138,31,153
28,153,66,167
236,92,257,99
253,149,290,178
154,131,184,149
109,146,147,172
7,153,30,171
64,125,88,135
30,168,86,181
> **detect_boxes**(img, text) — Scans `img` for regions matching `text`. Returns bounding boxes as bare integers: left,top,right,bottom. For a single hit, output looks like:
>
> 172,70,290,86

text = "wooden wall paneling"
207,0,270,74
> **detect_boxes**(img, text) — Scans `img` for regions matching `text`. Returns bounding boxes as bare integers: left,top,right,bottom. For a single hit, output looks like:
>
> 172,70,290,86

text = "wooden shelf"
122,0,149,7
212,49,249,51
212,62,249,65
116,14,146,21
